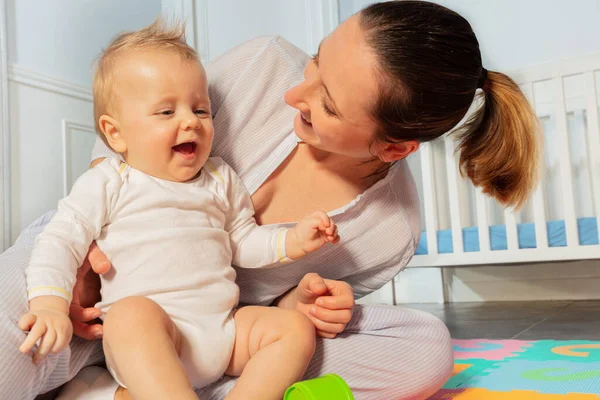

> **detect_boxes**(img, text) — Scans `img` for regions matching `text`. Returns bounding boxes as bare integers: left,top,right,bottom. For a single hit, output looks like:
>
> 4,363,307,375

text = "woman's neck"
301,143,389,188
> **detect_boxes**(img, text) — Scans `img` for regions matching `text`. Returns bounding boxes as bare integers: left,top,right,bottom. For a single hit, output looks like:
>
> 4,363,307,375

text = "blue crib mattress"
415,217,599,255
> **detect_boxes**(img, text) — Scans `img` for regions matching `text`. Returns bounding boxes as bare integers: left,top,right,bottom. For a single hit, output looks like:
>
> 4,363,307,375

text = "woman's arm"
69,242,111,340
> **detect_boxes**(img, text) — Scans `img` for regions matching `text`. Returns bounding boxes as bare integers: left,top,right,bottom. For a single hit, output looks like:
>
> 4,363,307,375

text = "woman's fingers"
69,304,102,323
72,320,103,341
307,313,346,335
69,304,103,340
297,273,327,303
308,275,327,295
316,294,354,310
310,305,353,324
317,331,338,339
87,242,111,275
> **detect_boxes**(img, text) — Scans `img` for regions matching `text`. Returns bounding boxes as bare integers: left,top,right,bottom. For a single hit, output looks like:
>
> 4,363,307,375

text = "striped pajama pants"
0,211,453,400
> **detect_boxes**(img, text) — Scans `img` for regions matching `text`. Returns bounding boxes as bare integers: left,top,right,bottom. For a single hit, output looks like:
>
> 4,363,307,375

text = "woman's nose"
284,80,312,113
284,64,315,112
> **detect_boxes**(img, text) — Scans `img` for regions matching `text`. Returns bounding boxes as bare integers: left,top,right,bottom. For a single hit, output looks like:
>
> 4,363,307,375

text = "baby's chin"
170,168,202,183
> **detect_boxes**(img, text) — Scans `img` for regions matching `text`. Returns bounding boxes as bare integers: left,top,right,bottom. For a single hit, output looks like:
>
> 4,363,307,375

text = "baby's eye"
160,110,174,116
194,109,208,116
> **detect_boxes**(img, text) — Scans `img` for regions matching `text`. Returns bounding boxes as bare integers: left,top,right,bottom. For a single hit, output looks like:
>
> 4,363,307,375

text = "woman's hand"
295,273,354,339
69,242,112,340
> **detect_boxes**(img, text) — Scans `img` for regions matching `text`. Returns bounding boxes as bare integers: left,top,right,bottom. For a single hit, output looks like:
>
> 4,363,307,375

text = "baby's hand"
18,308,73,365
287,211,340,259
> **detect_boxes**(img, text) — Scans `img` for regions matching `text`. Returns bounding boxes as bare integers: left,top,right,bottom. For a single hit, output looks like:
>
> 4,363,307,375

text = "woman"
0,2,539,399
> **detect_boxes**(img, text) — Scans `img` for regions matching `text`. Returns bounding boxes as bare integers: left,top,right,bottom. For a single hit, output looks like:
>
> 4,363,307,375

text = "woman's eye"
321,97,336,117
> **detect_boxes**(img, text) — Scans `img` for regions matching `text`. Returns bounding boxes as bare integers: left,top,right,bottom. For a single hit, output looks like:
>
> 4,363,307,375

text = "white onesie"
25,157,290,388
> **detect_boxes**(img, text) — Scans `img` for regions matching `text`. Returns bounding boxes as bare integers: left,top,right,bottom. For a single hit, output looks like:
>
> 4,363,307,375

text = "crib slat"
584,71,600,235
444,138,464,254
504,210,519,250
420,143,438,255
475,190,490,252
532,186,549,248
554,76,579,246
523,82,549,249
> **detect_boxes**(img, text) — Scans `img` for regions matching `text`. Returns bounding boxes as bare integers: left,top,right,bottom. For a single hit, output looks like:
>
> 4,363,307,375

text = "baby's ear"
98,115,127,153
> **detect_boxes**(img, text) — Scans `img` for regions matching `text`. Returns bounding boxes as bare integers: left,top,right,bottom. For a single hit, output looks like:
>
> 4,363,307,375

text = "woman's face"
284,15,383,160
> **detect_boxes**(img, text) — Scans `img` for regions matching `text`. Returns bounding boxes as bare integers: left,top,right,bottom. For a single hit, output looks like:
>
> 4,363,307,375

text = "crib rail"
407,54,600,268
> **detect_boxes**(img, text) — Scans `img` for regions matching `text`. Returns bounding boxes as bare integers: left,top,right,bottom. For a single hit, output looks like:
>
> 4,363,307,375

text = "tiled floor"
404,300,600,340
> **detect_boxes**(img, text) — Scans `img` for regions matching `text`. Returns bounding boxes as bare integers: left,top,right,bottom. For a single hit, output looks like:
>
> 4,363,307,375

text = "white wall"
204,1,311,60
7,0,161,87
340,0,600,72
188,0,338,62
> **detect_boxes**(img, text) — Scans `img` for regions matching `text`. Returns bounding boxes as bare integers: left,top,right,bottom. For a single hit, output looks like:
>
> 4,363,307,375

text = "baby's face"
111,50,213,182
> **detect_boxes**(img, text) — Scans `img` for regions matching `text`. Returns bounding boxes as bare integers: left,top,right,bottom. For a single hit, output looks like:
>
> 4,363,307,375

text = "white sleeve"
26,158,123,302
208,158,290,268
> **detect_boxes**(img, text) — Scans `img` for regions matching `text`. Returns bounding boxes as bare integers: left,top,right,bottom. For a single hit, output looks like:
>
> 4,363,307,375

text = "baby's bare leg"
225,306,316,400
102,296,197,400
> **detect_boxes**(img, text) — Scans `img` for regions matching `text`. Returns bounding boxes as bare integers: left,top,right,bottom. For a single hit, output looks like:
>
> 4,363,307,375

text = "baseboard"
360,260,600,305
443,260,600,302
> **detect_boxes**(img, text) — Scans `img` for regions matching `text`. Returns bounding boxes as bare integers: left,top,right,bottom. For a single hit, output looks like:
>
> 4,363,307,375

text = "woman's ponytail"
359,1,542,208
456,71,542,209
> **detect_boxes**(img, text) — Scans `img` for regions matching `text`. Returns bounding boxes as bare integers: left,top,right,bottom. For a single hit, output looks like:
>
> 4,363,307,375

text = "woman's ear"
377,140,420,162
98,115,127,153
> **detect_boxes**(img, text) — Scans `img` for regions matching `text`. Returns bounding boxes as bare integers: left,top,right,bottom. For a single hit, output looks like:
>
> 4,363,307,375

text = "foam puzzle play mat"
428,340,600,399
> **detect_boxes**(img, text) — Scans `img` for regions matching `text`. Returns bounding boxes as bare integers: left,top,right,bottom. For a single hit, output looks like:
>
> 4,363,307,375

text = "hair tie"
477,67,488,89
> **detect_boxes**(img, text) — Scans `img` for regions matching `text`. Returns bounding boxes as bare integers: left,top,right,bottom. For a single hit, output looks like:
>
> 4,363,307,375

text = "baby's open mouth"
172,142,197,158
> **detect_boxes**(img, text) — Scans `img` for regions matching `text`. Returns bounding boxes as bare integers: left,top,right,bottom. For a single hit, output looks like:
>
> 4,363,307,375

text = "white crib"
406,54,600,269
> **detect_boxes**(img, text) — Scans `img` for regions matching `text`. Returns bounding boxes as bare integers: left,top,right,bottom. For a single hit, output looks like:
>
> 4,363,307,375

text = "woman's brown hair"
360,1,541,208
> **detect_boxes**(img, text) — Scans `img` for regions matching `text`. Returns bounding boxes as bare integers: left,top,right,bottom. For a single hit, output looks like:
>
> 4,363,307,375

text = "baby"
19,20,339,400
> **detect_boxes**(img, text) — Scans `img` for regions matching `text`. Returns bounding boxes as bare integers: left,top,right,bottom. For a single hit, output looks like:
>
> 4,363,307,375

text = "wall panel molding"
8,64,92,102
61,120,95,197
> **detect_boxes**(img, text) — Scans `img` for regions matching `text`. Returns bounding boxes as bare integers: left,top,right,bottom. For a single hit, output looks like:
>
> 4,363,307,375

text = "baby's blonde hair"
92,18,199,141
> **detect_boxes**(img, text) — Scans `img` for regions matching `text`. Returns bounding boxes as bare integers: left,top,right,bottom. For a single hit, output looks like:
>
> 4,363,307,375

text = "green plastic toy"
284,374,354,400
